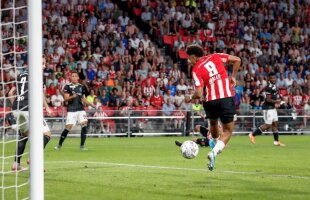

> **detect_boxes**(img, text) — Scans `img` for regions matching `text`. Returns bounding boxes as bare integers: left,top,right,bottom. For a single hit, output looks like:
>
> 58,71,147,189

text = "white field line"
46,161,310,180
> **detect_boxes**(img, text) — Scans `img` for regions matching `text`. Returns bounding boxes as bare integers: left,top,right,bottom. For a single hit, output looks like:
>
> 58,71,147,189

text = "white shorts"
12,111,50,134
66,111,88,125
263,109,278,125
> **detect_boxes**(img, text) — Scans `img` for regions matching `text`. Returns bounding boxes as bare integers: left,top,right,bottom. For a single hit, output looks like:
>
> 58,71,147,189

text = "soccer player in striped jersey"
187,44,241,171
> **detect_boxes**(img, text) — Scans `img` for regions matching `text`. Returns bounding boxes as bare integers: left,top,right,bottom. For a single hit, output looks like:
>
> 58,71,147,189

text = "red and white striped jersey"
192,53,234,102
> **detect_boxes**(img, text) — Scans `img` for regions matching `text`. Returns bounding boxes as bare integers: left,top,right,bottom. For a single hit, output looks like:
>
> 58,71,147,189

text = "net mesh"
1,0,29,199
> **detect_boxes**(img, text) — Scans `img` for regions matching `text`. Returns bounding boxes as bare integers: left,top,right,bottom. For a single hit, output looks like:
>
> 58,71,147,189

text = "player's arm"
43,94,53,115
218,53,241,86
63,92,77,102
265,89,281,104
227,55,241,78
192,70,203,100
192,87,203,100
227,55,241,87
8,87,17,104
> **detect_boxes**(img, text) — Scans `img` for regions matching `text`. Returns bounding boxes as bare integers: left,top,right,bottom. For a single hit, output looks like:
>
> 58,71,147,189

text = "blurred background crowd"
0,0,310,130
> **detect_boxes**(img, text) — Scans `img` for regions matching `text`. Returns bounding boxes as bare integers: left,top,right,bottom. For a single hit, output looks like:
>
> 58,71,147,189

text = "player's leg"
12,111,29,171
43,119,51,148
78,111,88,150
175,125,211,147
55,124,73,150
55,112,75,150
12,131,28,171
271,110,285,146
249,110,272,144
206,97,236,171
27,120,52,166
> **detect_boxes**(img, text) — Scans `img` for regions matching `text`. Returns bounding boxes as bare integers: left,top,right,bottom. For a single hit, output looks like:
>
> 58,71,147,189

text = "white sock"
13,162,19,167
212,140,225,156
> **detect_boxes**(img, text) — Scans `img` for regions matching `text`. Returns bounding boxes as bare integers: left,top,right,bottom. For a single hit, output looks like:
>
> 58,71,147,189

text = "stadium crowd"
0,0,310,130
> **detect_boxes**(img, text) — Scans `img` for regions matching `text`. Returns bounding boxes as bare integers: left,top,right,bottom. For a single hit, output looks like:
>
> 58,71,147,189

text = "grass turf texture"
1,135,310,200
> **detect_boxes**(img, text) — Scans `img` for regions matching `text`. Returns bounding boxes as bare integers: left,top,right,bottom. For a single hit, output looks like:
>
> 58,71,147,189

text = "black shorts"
203,97,236,124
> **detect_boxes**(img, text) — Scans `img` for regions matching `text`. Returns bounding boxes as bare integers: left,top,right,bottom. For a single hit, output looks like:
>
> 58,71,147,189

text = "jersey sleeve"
215,53,229,63
192,69,204,88
63,84,70,94
264,85,272,95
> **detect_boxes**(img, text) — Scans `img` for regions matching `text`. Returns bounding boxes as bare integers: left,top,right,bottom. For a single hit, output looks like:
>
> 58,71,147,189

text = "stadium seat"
179,28,188,36
149,2,157,8
133,8,142,16
279,89,288,97
182,36,191,44
178,50,188,59
146,106,158,116
163,35,173,45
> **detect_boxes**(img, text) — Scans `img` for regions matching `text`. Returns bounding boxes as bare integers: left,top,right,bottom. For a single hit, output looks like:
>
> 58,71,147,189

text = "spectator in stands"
86,89,97,104
285,65,297,80
276,73,286,88
51,89,64,108
162,98,176,128
176,78,187,94
169,63,182,81
304,98,310,129
284,73,294,87
256,75,267,89
163,89,175,104
192,99,203,117
172,106,185,130
291,88,304,110
166,80,177,96
142,79,156,98
239,94,252,128
150,89,164,111
86,63,97,82
174,90,185,107
250,87,264,107
47,74,58,87
129,33,140,49
98,89,110,106
296,73,305,88
141,7,152,22
109,87,120,108
46,83,57,98
288,81,303,95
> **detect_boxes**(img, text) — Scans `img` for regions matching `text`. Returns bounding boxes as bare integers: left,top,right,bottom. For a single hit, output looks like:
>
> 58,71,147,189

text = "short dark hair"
71,71,79,75
186,45,204,57
268,72,276,77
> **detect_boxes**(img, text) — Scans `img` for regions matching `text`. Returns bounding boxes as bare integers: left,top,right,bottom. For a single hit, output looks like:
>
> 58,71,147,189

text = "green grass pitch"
1,135,310,200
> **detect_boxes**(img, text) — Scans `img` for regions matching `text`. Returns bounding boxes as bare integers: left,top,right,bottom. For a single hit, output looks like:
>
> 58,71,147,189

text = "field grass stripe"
46,161,310,180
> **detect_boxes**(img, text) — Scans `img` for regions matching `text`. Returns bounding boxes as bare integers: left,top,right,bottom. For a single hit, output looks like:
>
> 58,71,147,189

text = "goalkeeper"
8,70,52,171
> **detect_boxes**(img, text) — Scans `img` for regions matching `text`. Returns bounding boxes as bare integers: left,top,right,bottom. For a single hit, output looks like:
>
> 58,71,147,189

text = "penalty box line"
46,161,310,180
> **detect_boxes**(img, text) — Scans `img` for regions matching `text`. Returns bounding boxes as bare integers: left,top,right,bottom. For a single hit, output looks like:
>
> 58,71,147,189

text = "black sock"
253,127,263,136
196,138,210,147
43,135,51,148
80,126,87,146
273,132,279,141
59,129,69,146
15,136,28,163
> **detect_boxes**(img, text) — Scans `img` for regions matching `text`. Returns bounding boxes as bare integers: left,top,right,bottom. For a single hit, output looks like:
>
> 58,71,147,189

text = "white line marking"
46,161,310,180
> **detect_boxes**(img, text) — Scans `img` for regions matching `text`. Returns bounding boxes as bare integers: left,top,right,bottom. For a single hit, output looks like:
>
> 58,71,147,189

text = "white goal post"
28,0,44,200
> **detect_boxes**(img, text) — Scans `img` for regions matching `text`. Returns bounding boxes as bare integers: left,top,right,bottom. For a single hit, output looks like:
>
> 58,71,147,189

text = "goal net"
1,0,44,199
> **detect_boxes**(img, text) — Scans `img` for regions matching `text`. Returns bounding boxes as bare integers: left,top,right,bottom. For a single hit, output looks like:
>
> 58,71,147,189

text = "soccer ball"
180,141,199,159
